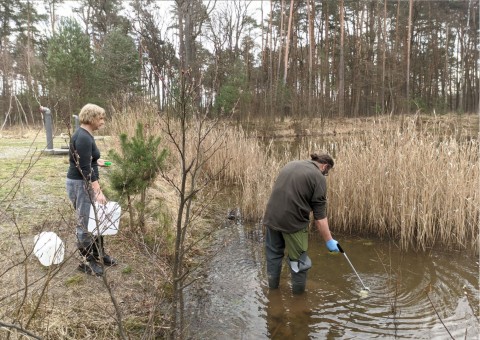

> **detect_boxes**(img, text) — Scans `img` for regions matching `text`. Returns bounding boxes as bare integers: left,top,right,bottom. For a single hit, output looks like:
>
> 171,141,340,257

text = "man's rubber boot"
291,270,307,294
96,236,117,266
268,275,280,289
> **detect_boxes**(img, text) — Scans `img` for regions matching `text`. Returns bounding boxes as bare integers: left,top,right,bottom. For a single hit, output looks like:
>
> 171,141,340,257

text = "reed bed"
300,116,479,253
202,127,291,221
108,107,287,222
216,115,478,253
108,110,478,253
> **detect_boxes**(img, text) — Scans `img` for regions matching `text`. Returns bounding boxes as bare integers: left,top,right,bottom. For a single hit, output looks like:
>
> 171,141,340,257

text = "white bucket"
33,231,65,266
88,202,121,236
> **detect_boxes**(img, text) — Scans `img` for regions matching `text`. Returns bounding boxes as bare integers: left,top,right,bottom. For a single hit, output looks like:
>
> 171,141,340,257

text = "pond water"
186,223,479,339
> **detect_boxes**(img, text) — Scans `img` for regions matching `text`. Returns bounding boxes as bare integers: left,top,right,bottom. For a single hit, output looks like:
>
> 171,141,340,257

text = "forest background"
0,0,478,124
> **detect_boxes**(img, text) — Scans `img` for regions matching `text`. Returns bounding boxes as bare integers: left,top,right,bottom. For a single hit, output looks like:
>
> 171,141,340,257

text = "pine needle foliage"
108,123,168,231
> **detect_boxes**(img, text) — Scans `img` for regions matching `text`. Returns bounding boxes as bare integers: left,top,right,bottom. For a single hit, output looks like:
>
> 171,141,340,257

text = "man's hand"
326,239,339,252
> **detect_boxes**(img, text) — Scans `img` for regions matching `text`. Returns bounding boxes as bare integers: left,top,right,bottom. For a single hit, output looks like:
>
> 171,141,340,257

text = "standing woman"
66,103,117,276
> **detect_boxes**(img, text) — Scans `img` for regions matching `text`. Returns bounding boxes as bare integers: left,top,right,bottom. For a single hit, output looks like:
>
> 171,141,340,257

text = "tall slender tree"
406,0,414,112
338,0,345,117
283,0,294,85
307,0,315,115
46,18,95,114
95,29,141,108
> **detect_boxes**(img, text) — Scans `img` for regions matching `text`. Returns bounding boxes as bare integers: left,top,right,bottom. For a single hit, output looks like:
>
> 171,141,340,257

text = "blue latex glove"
326,239,339,252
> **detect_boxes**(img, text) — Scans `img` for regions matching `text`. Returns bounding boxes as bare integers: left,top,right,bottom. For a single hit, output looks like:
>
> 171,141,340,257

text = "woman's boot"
78,244,104,276
96,236,117,266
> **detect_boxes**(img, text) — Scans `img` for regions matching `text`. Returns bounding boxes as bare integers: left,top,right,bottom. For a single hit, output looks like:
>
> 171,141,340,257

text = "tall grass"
109,110,478,253
108,108,287,222
268,116,478,253
218,115,478,253
202,127,292,221
321,116,478,252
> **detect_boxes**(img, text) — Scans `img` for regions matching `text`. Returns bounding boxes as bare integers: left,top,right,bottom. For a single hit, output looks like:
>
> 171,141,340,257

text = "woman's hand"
91,181,107,205
95,191,107,205
98,159,112,167
97,158,109,167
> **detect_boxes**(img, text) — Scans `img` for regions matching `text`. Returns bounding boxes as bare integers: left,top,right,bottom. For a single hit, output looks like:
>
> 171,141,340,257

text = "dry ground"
0,130,173,338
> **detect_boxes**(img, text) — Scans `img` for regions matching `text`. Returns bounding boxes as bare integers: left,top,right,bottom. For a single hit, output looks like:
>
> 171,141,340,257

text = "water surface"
186,223,479,339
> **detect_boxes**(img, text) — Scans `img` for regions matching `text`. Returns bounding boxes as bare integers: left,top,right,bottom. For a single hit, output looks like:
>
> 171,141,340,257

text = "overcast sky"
33,0,269,59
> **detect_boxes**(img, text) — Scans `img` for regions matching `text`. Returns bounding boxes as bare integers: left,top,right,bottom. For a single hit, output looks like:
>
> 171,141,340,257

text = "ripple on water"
185,227,479,339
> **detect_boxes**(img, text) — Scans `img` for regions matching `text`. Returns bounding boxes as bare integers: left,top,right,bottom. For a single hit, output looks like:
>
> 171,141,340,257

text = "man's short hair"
310,153,334,168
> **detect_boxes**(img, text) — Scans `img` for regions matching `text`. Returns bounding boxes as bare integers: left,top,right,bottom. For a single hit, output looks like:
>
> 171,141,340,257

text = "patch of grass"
122,265,132,274
65,274,85,286
0,133,99,233
0,155,67,201
123,317,148,335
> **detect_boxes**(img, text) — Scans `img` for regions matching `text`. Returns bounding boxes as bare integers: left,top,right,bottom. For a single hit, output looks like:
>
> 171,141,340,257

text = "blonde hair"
79,104,106,124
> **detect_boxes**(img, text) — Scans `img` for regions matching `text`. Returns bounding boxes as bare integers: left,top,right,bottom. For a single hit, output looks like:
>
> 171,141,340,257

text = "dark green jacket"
263,160,327,233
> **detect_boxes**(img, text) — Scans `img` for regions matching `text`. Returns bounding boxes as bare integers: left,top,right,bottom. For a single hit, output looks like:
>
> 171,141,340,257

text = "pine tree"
94,28,141,104
46,18,95,113
108,123,168,231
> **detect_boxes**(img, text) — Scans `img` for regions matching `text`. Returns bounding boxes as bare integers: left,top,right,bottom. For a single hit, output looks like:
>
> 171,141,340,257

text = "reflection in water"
266,289,316,339
185,224,479,339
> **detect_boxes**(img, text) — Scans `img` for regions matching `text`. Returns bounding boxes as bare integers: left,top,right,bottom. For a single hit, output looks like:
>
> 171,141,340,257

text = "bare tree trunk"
260,0,268,117
352,5,364,117
458,0,473,112
127,194,134,229
443,23,449,110
1,47,12,125
177,0,186,70
474,0,479,113
323,1,330,114
25,0,34,125
381,0,387,114
283,0,294,85
392,0,402,114
44,0,66,43
338,0,345,117
458,28,465,112
307,0,315,115
406,0,413,113
276,0,285,85
184,3,192,68
268,0,274,116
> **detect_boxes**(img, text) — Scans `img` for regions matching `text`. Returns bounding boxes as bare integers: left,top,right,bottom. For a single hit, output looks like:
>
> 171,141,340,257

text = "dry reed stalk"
325,116,478,252
213,128,292,220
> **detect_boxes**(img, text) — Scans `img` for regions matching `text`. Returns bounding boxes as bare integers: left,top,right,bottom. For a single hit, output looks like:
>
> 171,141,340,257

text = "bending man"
263,153,339,294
